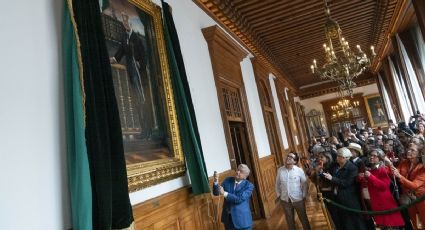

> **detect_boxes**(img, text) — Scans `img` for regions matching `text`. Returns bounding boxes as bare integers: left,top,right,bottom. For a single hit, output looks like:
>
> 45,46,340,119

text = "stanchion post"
317,191,333,230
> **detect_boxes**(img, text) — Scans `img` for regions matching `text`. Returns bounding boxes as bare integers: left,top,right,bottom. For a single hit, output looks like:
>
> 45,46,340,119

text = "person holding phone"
392,143,425,230
323,147,367,230
213,164,254,230
358,149,404,229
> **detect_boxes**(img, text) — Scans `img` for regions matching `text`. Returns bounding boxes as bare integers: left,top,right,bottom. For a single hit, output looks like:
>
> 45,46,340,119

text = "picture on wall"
101,0,185,191
364,94,388,128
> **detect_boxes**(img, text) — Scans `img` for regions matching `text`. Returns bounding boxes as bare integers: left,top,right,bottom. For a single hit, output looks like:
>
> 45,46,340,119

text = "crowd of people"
305,114,425,230
212,114,425,230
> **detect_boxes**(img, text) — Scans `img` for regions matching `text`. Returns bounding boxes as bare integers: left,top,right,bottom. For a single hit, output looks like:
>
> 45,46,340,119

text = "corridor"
254,183,329,230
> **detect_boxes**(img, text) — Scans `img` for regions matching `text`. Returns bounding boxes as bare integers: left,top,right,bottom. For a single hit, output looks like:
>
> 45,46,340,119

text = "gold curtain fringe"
66,0,87,125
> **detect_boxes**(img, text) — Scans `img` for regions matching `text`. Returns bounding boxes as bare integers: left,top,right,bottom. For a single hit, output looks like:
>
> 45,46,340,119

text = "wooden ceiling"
195,0,403,92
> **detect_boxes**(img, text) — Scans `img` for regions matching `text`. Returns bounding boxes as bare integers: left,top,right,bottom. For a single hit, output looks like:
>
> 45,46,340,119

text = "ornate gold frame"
125,0,185,192
363,93,387,128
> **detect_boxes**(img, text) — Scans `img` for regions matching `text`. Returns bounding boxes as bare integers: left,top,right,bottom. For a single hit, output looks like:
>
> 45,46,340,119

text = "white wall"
162,0,230,176
241,57,271,158
0,0,70,229
298,83,379,133
269,75,290,149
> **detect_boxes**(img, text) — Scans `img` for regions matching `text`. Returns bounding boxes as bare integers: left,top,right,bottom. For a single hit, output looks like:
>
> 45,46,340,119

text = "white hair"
238,164,250,176
337,147,352,158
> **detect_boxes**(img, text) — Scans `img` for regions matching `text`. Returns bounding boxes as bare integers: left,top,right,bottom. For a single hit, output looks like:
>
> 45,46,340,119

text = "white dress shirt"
275,165,308,202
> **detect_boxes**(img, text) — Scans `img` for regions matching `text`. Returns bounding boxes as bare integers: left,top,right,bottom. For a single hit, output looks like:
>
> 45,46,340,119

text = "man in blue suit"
213,164,254,230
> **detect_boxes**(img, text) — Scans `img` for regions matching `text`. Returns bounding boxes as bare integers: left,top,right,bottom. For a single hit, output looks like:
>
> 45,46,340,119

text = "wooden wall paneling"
293,101,305,153
392,35,420,112
259,155,278,218
133,187,201,230
202,25,270,219
132,170,236,230
251,58,285,167
238,75,269,219
381,57,403,121
399,28,425,102
286,91,301,153
392,36,418,113
193,169,236,230
202,25,247,169
295,102,309,155
275,79,295,153
413,0,425,42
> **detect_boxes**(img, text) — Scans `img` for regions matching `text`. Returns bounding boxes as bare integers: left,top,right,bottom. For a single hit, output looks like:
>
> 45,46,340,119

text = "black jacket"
330,161,367,230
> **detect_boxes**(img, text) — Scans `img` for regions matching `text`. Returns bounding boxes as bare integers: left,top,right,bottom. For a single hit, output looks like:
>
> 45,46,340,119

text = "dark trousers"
281,199,311,230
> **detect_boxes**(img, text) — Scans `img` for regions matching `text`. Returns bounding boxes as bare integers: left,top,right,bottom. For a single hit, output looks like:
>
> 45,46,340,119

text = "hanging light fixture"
330,98,360,119
310,0,376,97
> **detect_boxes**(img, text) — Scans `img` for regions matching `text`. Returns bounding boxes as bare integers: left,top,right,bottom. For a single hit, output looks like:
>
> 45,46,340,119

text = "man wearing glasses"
275,153,311,230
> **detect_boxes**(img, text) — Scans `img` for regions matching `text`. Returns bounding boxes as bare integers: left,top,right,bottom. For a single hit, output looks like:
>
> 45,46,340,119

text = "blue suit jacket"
213,177,254,229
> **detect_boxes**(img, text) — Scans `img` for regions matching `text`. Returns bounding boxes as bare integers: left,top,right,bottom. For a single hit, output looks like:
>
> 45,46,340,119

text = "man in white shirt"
275,153,311,230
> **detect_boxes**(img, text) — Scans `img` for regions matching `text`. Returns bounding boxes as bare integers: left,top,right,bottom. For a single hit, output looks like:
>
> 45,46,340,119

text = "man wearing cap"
323,148,367,230
347,143,366,172
276,153,311,230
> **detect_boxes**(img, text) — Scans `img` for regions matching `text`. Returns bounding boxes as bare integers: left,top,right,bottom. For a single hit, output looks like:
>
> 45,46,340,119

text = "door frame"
203,25,268,219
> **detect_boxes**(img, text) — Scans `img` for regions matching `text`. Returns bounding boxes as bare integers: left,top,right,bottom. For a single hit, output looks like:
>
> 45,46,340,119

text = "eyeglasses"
287,156,295,160
369,155,378,158
407,148,418,152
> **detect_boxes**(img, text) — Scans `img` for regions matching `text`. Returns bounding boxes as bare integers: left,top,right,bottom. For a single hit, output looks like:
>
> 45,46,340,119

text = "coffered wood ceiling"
195,0,408,93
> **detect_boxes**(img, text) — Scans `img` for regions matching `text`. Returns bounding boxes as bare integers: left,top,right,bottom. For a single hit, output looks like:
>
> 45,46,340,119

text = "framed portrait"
101,0,185,192
305,109,326,137
363,94,388,128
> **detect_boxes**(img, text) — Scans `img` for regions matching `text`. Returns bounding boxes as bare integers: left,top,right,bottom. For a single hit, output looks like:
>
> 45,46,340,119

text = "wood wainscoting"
259,155,278,218
133,170,234,230
133,187,202,230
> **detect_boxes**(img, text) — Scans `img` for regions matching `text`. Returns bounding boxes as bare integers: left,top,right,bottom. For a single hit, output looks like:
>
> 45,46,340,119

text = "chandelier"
331,98,360,119
310,0,376,97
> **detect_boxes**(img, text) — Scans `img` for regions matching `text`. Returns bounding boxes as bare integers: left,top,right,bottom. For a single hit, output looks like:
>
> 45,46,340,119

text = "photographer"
341,127,361,147
409,111,425,133
392,142,425,230
358,149,404,229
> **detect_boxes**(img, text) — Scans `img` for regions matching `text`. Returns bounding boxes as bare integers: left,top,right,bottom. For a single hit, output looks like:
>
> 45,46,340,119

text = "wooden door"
229,121,262,220
264,111,283,166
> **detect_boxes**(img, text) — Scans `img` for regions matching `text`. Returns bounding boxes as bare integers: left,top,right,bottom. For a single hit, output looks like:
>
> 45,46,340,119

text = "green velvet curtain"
63,1,93,229
65,0,133,229
161,1,210,195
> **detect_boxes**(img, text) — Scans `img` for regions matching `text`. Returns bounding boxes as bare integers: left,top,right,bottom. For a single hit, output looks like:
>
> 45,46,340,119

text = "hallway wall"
298,83,379,134
0,0,70,229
